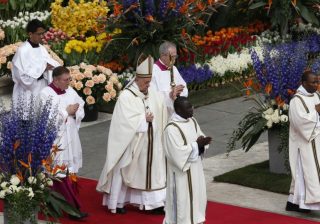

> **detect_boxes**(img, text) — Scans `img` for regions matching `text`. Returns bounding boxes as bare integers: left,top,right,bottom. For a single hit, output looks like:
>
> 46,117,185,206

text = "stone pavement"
0,94,319,223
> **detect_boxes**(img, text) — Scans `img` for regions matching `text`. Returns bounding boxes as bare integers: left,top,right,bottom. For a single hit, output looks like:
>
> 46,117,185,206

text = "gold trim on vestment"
187,169,194,224
294,95,309,113
146,122,154,190
311,140,320,183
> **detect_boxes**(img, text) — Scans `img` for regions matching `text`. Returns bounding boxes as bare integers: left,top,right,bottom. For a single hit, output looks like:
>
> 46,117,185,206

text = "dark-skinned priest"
163,96,212,224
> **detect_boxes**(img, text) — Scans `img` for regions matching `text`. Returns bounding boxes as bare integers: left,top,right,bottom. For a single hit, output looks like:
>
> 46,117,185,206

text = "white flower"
266,119,273,128
283,104,289,111
280,115,289,123
40,184,44,189
271,110,280,124
0,190,6,199
8,185,18,193
264,114,271,121
46,178,53,187
38,172,46,180
263,108,274,115
28,188,34,198
1,181,8,189
28,176,37,185
10,175,20,186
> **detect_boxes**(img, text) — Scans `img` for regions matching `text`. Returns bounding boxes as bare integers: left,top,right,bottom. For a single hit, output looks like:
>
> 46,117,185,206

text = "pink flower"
103,92,111,102
83,87,92,95
84,70,93,78
92,75,100,84
98,73,107,83
110,89,117,98
105,81,114,92
86,96,96,105
74,81,84,90
85,80,94,88
75,73,85,81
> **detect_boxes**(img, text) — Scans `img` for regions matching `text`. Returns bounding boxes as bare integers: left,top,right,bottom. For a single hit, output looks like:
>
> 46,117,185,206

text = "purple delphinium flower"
144,0,155,16
158,0,169,19
179,64,213,84
0,98,58,176
311,58,320,74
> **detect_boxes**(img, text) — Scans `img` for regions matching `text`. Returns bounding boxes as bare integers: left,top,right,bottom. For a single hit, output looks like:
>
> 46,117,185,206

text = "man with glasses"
12,19,61,113
39,66,88,220
151,41,188,117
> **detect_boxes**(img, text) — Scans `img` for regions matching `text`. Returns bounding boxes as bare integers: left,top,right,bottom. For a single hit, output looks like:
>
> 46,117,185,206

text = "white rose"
28,176,37,185
283,104,289,111
280,115,289,123
0,190,6,199
40,184,44,189
1,182,8,189
10,175,20,186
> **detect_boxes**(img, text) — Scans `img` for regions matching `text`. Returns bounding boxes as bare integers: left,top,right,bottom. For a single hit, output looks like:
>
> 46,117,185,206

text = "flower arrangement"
50,0,109,37
227,39,312,154
178,64,214,90
0,27,4,41
63,33,109,66
0,11,51,44
68,63,122,106
0,99,80,223
102,0,226,64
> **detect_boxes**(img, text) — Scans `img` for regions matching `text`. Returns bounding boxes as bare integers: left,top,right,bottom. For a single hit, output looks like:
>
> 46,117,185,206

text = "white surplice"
96,82,168,211
163,113,207,224
12,41,61,110
288,85,320,209
39,86,85,174
151,60,188,117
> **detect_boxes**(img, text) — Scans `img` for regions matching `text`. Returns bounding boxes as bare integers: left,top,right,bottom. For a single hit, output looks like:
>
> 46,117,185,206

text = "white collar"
297,85,314,96
171,112,188,122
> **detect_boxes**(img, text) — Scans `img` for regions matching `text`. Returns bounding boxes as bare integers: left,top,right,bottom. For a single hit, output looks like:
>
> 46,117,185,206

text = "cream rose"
103,92,111,102
83,87,92,95
86,96,96,105
74,81,84,90
85,80,94,88
92,75,100,84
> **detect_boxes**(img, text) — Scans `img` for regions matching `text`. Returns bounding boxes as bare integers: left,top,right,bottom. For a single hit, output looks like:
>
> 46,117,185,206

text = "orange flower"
179,4,188,13
252,83,261,91
113,3,123,16
145,15,154,22
16,171,24,182
243,78,253,88
19,160,30,169
246,89,251,96
275,96,285,107
28,152,32,164
196,2,205,11
265,83,272,94
69,173,78,183
287,89,295,95
13,140,20,151
181,28,187,38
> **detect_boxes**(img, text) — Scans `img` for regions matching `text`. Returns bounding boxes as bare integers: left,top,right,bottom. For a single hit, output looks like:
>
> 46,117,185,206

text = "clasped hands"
196,135,212,155
146,112,154,122
169,84,185,100
45,63,54,71
67,103,80,116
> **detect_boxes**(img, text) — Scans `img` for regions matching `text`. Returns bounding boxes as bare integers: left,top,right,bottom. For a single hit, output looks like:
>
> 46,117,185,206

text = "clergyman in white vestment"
96,56,168,214
286,71,320,212
151,41,188,117
39,66,88,219
163,96,212,224
12,19,60,112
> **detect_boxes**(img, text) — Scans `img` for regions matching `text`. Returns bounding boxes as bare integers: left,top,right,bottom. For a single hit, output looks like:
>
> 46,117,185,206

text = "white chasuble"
96,83,167,210
288,86,320,208
163,116,207,224
151,60,188,117
39,86,84,174
12,41,61,110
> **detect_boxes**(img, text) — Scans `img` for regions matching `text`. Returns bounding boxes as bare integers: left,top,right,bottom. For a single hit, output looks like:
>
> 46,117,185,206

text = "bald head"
174,96,194,119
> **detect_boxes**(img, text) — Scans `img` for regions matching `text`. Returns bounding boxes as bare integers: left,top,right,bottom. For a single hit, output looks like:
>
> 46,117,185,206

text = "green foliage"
0,0,53,20
248,0,320,37
214,160,291,194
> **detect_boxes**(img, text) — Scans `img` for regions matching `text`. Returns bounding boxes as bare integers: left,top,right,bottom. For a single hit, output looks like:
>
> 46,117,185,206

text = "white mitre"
136,55,154,78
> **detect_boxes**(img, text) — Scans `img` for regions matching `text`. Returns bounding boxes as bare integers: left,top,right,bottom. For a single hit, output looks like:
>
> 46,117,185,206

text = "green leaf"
249,2,267,10
9,0,16,10
297,3,319,25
